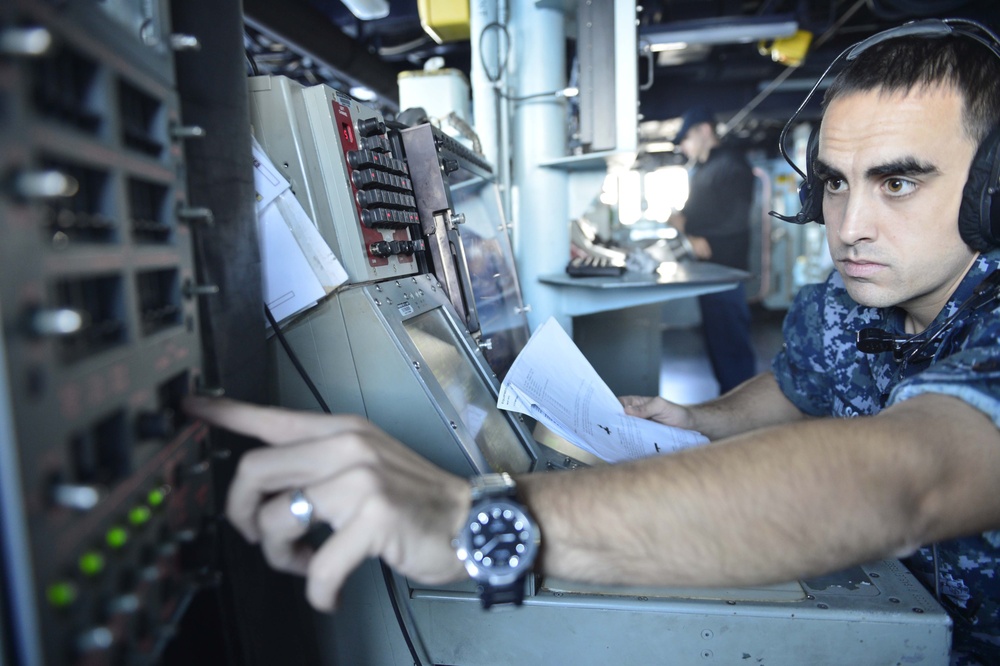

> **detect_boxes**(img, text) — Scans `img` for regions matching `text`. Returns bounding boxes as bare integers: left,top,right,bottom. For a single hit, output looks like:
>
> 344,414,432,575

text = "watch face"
457,498,538,586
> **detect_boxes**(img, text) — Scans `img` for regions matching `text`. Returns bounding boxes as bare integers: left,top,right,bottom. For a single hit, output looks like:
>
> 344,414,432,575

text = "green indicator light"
147,488,165,507
128,506,151,526
106,526,128,549
46,581,78,608
78,551,105,576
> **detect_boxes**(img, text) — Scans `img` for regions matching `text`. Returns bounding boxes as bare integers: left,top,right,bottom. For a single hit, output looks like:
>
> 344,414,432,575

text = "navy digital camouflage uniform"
772,249,1000,665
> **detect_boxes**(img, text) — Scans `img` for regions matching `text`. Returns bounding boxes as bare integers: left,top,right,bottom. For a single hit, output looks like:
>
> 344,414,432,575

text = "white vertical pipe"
469,0,500,168
509,0,570,333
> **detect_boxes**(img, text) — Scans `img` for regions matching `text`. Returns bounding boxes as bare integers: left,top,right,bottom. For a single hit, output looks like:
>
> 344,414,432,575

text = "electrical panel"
0,2,216,664
248,75,424,284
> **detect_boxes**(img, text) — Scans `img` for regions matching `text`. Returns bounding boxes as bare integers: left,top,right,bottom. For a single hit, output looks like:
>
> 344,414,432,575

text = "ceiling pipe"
243,0,400,108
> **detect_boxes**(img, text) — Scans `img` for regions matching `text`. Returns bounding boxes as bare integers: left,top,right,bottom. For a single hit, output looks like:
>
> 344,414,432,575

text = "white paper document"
251,137,348,329
498,318,708,464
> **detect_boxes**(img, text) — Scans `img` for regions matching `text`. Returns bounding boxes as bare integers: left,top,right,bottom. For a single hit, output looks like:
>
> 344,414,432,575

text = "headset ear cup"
796,126,824,224
959,126,1000,250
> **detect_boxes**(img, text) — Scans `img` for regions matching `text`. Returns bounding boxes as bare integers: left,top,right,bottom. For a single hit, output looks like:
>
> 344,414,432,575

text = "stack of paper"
251,137,348,328
498,318,708,463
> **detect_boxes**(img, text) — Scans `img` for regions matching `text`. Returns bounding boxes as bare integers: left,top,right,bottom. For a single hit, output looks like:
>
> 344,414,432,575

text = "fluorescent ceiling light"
644,18,798,52
341,0,389,21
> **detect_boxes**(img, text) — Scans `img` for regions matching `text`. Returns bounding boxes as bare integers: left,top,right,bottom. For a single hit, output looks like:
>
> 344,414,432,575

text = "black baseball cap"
675,105,716,143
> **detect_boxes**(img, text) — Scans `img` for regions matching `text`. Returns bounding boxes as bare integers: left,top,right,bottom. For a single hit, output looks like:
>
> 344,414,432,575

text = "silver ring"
289,489,314,527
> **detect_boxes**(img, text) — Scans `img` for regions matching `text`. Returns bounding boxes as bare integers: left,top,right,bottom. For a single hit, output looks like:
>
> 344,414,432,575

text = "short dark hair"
823,34,1000,145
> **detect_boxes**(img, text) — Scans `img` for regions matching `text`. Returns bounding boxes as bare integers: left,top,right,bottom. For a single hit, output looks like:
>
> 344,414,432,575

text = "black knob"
357,117,385,138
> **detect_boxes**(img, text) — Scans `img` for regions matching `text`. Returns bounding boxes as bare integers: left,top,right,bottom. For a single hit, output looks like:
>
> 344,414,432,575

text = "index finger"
184,396,358,446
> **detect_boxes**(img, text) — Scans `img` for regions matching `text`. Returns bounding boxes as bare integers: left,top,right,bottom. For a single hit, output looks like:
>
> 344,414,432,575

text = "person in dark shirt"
669,106,757,393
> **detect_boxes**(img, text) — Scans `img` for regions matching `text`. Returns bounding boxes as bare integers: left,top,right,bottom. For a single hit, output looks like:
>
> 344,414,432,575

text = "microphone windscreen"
856,328,899,354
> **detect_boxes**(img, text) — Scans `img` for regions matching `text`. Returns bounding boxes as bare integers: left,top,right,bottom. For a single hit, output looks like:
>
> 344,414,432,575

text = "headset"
855,268,1000,359
769,18,1000,253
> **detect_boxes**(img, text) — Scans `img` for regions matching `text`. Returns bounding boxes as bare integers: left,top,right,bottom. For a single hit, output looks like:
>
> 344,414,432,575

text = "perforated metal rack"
0,2,216,664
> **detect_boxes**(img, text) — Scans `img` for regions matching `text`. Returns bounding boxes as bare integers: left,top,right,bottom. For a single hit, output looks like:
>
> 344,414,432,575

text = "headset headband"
777,18,1000,182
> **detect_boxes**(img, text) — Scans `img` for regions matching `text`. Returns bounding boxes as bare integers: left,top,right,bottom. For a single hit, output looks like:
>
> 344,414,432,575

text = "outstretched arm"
187,392,1000,610
526,393,1000,587
621,372,809,440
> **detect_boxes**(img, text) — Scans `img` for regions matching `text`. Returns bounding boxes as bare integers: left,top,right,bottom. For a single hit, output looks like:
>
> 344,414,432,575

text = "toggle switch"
51,483,103,511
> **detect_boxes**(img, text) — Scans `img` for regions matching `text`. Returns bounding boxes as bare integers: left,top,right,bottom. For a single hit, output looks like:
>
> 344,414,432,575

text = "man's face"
817,85,979,329
679,123,710,162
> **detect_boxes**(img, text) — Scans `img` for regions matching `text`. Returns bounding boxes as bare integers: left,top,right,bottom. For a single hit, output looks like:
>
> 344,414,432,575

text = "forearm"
520,394,1000,588
687,372,809,439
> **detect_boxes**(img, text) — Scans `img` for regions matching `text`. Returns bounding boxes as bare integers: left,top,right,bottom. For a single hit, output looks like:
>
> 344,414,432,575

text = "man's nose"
830,192,876,245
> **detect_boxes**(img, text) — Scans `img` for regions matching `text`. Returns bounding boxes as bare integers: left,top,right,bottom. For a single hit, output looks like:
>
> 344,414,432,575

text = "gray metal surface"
271,277,541,478
270,275,951,665
408,558,949,665
329,555,950,665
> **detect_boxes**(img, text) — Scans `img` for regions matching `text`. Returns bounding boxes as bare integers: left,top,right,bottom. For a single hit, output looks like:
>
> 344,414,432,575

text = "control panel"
248,75,424,284
0,2,216,664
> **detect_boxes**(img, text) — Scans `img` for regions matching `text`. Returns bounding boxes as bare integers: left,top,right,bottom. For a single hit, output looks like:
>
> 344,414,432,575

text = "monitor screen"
404,307,532,474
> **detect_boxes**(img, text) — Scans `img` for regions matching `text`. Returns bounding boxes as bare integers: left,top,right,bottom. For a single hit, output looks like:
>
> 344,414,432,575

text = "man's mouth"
837,258,886,279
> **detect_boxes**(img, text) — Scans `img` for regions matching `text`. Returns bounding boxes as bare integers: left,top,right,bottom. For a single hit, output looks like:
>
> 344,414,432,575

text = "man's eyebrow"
812,159,842,181
864,157,939,180
813,157,939,182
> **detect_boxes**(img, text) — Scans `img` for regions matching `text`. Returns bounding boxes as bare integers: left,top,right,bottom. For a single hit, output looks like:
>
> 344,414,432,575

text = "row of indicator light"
46,484,172,609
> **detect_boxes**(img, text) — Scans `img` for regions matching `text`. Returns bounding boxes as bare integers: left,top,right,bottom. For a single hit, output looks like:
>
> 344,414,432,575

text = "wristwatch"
453,472,541,609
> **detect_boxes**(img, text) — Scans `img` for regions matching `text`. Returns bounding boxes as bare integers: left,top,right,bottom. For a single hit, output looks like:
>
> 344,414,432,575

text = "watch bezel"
455,496,540,588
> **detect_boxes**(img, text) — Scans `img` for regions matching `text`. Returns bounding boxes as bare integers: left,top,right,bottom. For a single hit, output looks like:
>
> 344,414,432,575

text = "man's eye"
823,177,846,193
884,178,916,196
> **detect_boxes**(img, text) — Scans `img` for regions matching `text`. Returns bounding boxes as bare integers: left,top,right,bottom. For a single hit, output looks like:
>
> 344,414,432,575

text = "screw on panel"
170,34,201,51
171,125,206,140
177,206,214,225
183,280,219,298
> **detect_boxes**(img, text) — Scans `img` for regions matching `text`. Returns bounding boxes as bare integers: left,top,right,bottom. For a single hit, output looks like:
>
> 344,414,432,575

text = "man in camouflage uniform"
765,29,1000,663
185,22,1000,666
776,251,1000,664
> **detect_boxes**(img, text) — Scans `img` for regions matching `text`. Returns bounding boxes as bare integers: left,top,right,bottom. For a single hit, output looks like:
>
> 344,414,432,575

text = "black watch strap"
477,577,527,609
457,473,540,610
